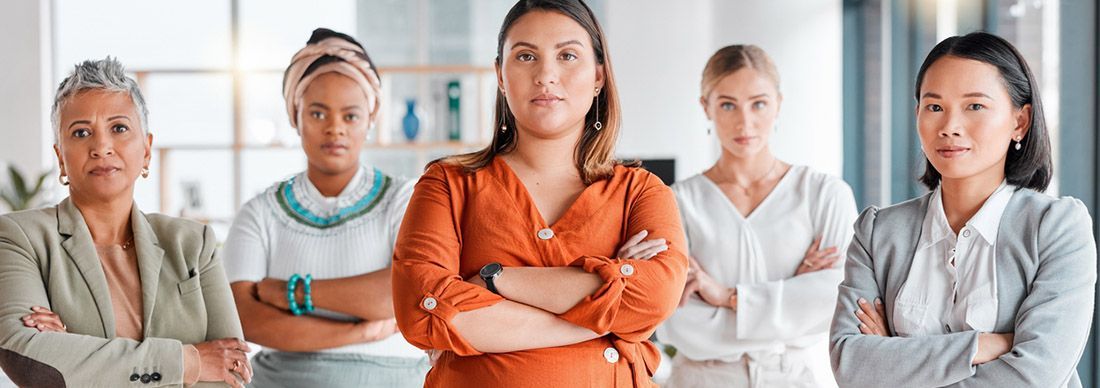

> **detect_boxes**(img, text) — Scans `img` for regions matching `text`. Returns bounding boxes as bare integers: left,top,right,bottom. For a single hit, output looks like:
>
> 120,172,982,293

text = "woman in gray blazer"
831,32,1096,388
0,58,252,387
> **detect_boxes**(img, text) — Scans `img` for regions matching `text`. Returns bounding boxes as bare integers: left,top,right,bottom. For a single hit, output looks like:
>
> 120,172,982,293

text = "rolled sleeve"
391,164,505,356
557,175,688,343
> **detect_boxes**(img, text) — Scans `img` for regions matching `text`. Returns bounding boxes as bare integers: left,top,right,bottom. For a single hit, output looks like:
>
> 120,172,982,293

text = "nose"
732,107,752,131
938,111,963,138
89,136,115,158
534,61,559,86
324,119,347,137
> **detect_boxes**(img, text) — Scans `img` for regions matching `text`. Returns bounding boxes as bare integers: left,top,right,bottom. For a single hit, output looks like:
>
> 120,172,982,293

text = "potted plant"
0,165,52,212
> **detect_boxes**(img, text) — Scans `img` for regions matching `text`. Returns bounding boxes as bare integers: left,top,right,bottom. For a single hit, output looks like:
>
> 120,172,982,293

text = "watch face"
480,262,503,278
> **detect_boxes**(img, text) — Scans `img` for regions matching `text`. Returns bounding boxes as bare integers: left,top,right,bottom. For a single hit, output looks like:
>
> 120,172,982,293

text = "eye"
926,104,943,112
559,52,578,61
344,113,360,122
72,129,90,138
517,53,535,62
720,102,735,111
752,101,767,110
311,111,326,120
968,103,985,111
111,124,129,133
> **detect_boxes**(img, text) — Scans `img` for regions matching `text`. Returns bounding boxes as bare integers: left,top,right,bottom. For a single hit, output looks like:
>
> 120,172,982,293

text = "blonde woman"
658,45,857,387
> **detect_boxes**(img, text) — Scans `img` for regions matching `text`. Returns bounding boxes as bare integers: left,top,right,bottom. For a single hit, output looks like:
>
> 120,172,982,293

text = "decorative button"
422,297,438,310
537,228,555,240
129,373,140,382
620,264,635,276
604,347,620,363
150,372,162,382
962,229,971,238
140,373,151,384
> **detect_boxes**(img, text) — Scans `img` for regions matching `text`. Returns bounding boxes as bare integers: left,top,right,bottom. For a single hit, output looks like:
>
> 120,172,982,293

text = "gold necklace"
121,237,134,250
722,158,779,192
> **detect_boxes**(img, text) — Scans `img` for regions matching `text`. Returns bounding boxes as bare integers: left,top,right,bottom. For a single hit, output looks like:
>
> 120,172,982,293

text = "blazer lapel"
130,203,164,336
56,198,115,338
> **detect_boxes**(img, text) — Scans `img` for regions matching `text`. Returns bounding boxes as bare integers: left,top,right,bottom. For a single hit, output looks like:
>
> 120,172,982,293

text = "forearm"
495,267,603,314
450,300,602,353
231,282,372,352
310,268,394,320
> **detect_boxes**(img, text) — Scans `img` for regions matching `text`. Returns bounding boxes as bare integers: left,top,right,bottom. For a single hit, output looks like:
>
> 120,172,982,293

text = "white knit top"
222,165,423,358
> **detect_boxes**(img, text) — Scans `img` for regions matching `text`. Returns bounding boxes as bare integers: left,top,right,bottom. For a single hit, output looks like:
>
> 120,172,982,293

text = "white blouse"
892,181,1014,337
658,166,857,364
222,165,423,358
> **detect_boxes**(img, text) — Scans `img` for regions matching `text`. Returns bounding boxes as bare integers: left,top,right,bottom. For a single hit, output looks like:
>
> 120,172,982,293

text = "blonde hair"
440,0,626,185
700,45,780,99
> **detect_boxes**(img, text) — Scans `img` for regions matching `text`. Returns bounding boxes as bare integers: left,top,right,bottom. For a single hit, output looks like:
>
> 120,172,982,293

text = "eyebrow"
107,115,130,122
920,92,993,99
920,92,942,99
716,94,770,101
309,102,330,110
67,120,91,129
510,40,585,50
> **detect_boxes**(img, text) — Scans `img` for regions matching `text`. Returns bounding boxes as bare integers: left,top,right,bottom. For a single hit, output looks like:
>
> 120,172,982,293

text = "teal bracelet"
302,274,315,313
287,273,303,316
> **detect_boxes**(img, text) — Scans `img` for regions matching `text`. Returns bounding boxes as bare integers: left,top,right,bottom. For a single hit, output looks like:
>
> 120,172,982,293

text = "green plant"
0,165,52,212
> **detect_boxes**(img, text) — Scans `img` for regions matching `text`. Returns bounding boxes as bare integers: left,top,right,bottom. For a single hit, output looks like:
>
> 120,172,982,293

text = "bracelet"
302,274,315,313
287,273,303,316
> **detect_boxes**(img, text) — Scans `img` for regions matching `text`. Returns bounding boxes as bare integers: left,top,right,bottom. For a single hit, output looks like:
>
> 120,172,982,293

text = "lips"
733,136,757,145
530,93,564,107
935,145,971,158
88,166,122,176
321,142,350,155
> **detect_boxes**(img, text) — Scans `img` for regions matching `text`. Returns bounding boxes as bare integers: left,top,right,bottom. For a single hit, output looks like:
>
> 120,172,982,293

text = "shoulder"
0,206,59,248
1011,189,1094,240
790,165,854,199
144,212,215,252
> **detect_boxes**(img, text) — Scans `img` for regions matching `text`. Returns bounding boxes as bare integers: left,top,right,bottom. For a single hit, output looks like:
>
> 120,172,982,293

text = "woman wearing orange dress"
390,0,688,387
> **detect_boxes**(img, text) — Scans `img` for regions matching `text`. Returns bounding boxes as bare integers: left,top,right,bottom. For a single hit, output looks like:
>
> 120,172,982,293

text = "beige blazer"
0,198,243,387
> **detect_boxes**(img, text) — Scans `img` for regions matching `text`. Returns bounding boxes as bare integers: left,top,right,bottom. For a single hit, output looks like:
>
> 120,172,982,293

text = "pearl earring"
1014,136,1023,151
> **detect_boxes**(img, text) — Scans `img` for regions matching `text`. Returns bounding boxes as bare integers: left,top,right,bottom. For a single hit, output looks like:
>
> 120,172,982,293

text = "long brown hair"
440,0,623,184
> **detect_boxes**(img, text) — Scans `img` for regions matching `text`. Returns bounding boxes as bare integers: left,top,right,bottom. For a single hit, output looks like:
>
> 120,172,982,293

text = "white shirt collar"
302,165,369,205
920,180,1015,249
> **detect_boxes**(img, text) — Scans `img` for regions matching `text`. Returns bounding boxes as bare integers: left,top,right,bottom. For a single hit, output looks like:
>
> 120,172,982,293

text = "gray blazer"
830,189,1096,388
0,198,243,387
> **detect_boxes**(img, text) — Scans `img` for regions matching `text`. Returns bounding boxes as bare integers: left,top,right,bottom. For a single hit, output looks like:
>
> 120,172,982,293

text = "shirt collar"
301,164,368,204
919,180,1015,249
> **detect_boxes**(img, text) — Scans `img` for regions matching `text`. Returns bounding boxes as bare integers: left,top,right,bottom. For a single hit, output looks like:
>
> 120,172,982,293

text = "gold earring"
59,174,69,186
141,167,150,178
593,91,602,131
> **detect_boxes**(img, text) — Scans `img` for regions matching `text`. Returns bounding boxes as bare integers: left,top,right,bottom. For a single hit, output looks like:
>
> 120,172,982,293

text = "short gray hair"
51,57,149,143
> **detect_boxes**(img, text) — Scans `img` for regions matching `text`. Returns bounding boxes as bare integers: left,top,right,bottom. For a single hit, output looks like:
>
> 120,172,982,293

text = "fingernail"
27,320,35,325
875,298,882,305
857,298,867,305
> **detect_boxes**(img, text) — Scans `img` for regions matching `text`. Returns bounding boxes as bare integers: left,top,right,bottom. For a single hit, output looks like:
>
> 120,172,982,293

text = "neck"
712,148,777,186
307,165,359,198
508,124,585,177
70,191,134,245
939,170,1005,233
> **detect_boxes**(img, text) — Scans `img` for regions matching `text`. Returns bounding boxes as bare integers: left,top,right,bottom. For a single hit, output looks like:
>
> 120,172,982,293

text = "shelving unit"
134,64,494,214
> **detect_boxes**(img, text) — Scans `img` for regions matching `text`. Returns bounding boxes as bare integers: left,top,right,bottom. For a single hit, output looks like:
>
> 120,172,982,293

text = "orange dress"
392,157,688,387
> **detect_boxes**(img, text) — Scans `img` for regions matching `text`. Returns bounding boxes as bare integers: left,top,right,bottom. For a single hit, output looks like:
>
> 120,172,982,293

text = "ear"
775,92,784,116
594,64,605,91
143,132,154,168
699,95,712,121
53,143,64,177
1014,103,1032,139
496,61,505,95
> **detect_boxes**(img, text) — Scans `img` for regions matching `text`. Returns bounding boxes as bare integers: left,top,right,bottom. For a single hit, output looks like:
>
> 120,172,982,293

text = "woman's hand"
256,278,291,310
973,332,1015,365
617,230,668,260
795,236,840,276
355,318,398,343
193,338,252,387
855,298,889,336
21,306,67,333
680,257,735,309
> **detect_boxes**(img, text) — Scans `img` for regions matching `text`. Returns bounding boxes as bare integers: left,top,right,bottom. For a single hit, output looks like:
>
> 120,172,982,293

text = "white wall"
608,0,843,181
607,0,716,181
0,0,53,177
712,0,844,177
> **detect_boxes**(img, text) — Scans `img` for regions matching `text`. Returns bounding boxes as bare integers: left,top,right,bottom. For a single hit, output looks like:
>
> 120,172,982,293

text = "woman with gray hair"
0,57,252,387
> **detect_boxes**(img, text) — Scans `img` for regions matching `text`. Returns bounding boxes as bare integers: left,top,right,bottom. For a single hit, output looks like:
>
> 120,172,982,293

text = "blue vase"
402,99,420,142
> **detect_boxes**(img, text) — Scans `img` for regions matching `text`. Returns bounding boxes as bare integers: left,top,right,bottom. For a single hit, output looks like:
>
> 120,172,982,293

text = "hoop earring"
141,167,150,178
593,89,603,131
59,174,69,186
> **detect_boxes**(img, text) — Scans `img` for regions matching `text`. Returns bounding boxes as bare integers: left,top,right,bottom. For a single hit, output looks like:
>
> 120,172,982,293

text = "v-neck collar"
696,165,797,220
489,156,611,231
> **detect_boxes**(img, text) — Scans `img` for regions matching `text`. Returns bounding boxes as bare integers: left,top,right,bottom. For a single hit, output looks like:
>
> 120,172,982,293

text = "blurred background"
0,0,1097,386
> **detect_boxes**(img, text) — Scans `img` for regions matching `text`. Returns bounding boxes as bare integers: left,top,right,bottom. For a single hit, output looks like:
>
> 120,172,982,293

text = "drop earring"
1014,136,1023,151
593,88,602,131
499,95,508,134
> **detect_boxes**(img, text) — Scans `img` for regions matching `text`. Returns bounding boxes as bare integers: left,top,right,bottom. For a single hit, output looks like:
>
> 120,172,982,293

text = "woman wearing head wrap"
223,28,428,388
